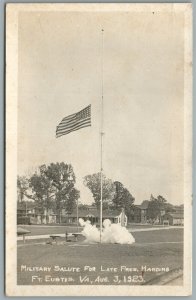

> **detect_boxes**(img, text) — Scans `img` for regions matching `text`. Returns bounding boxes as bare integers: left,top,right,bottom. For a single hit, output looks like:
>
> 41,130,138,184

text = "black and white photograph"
6,3,192,296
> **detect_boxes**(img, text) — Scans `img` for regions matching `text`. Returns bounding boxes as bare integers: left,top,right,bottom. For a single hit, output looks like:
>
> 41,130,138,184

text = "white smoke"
79,218,135,244
79,219,100,243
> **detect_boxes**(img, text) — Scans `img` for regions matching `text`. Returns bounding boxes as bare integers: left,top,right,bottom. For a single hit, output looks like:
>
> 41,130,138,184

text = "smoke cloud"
79,218,135,244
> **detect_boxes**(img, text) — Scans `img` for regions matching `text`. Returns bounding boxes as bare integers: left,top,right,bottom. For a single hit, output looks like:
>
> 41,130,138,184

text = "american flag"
56,105,91,138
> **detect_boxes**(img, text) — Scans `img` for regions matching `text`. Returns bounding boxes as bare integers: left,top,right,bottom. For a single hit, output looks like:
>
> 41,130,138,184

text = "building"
130,200,150,223
130,200,166,224
63,207,128,226
139,200,149,223
17,202,35,216
130,205,141,223
162,212,184,226
17,202,36,224
173,205,184,214
17,202,57,225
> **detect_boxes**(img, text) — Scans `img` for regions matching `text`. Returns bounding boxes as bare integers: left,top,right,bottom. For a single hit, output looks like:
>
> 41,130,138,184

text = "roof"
135,200,150,210
67,208,123,218
134,205,142,210
17,227,31,234
173,205,184,209
101,209,123,218
139,200,149,209
166,213,184,219
136,200,165,210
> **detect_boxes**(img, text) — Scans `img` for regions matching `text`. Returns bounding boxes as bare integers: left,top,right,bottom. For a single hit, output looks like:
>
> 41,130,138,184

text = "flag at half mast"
56,105,91,138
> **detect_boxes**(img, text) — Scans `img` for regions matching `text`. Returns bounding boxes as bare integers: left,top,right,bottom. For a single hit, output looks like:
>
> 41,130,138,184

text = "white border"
6,3,192,296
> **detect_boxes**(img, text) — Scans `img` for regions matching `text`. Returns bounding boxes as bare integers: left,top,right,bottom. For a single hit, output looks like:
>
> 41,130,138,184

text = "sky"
18,10,185,205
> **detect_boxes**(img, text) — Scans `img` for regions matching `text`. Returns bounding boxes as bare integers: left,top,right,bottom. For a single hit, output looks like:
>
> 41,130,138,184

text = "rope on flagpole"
100,28,104,243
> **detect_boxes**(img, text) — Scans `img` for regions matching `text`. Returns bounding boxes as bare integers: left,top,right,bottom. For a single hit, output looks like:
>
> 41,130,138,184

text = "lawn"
18,225,83,236
18,224,168,236
17,228,183,285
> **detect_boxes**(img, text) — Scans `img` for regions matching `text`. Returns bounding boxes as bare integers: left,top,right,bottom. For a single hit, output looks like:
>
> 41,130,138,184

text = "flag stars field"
56,105,91,138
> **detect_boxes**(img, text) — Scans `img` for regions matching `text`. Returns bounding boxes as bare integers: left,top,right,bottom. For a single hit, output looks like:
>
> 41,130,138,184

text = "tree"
29,163,80,223
112,181,135,220
55,184,80,214
44,162,75,190
17,176,29,202
83,173,115,209
44,162,80,218
157,195,167,204
157,195,175,213
147,194,171,222
29,168,54,222
164,202,175,213
78,203,90,210
147,197,161,221
64,187,80,213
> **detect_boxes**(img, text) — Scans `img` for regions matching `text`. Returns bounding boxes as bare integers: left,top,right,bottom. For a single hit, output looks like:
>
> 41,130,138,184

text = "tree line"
17,162,135,219
17,161,177,222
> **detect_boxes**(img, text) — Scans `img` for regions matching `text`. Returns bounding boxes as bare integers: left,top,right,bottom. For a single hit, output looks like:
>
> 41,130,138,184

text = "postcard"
6,3,192,296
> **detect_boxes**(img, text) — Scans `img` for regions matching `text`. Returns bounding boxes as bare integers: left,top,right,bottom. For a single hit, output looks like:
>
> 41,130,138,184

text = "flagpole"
76,197,79,232
100,28,104,243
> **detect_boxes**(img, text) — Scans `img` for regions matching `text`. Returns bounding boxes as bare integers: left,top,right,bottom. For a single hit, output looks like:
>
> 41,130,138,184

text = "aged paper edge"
5,3,192,297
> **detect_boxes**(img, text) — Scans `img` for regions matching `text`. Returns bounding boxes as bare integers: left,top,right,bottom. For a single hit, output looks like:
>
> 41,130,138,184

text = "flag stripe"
57,116,77,129
56,105,91,138
57,106,91,130
56,123,91,138
56,118,91,135
60,115,76,125
57,116,91,131
56,122,91,138
61,112,76,121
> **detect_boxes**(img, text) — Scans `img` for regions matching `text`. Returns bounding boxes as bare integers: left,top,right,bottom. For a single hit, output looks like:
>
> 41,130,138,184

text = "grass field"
17,224,170,236
17,228,183,285
18,225,83,236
